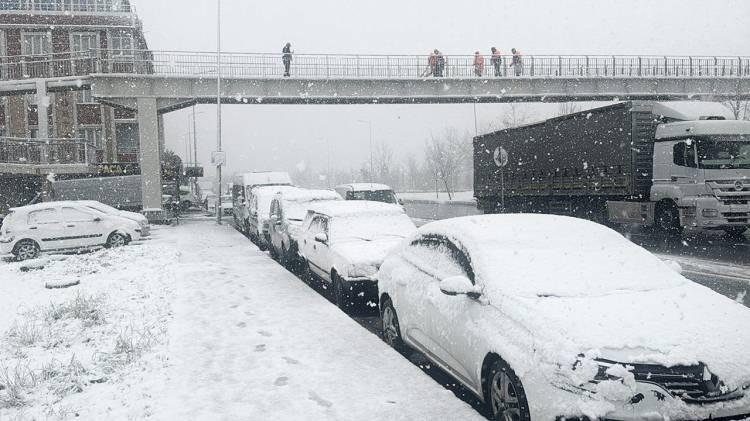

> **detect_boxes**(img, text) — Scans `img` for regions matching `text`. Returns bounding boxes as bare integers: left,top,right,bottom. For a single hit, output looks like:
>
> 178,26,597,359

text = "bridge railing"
0,50,748,80
0,138,96,166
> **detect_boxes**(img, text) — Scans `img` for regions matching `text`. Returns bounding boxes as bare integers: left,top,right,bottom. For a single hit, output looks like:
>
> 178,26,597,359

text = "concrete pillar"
136,97,163,221
35,80,49,139
158,114,165,153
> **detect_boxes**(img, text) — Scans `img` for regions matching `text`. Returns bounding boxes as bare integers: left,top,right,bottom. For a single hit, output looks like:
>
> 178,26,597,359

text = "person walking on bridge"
490,47,503,76
282,42,293,77
473,51,485,77
511,48,523,76
424,50,438,77
435,50,446,77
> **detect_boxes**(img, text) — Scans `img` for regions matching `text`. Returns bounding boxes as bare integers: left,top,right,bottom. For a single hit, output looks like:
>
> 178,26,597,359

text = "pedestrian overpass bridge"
1,50,749,218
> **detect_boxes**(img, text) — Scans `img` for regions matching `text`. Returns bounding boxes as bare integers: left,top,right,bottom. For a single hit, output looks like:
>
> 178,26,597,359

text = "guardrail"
0,138,96,165
0,0,133,13
0,50,749,81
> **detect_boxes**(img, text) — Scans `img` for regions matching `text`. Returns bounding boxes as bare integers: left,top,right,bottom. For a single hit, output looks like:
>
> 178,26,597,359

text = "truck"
474,101,750,236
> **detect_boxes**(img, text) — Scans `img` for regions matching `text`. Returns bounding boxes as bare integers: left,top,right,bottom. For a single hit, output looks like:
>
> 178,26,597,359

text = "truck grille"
629,362,742,404
708,181,750,206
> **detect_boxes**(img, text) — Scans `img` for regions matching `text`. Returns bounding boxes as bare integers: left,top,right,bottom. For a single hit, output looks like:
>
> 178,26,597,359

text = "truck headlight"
702,209,719,218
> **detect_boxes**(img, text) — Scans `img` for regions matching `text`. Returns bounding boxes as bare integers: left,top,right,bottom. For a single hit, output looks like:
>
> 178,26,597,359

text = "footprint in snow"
255,344,266,352
244,311,255,317
274,376,289,386
243,296,250,301
236,322,247,328
258,330,272,337
308,391,332,408
283,356,299,365
229,304,239,309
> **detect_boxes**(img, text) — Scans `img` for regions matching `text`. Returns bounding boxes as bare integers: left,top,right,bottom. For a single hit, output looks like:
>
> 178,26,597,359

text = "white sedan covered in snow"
0,202,142,261
377,214,750,421
298,201,416,311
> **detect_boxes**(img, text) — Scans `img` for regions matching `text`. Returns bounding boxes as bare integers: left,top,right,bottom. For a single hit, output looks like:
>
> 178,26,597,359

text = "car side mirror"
314,233,328,244
398,198,405,206
439,276,481,299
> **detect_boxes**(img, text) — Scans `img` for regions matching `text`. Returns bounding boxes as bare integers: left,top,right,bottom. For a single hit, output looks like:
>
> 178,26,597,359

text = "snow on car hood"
331,237,405,268
497,281,750,389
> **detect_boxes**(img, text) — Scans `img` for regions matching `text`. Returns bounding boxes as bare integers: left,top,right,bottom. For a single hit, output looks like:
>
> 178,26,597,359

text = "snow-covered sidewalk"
1,220,484,420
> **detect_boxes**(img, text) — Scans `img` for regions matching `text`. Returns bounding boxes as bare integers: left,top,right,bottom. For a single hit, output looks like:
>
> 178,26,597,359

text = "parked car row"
239,182,750,421
0,200,148,261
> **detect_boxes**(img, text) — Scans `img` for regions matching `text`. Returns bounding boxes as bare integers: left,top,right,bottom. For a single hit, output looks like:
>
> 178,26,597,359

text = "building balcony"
0,50,152,81
0,0,134,15
0,137,98,174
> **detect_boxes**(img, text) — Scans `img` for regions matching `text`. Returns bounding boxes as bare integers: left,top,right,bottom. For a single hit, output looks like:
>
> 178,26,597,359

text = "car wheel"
333,273,351,312
106,232,128,248
485,359,531,421
380,297,408,353
655,202,682,236
13,240,40,261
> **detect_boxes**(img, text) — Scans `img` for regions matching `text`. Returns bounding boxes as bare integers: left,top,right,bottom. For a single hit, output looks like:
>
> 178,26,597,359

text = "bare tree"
724,97,750,121
424,128,470,200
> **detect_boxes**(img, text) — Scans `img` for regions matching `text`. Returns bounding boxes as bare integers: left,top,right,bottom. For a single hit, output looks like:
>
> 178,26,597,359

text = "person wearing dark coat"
282,43,293,77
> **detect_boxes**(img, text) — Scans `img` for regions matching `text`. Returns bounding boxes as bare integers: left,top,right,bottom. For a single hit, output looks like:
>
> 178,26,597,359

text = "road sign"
211,151,226,166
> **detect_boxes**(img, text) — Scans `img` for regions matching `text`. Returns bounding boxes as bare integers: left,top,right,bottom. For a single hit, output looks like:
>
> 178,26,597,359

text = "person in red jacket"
473,51,485,77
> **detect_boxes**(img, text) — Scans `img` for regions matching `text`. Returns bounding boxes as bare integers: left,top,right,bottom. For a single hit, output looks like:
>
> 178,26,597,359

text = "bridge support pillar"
137,97,164,222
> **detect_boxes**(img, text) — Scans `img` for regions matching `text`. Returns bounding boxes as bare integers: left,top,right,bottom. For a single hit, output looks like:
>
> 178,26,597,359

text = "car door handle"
67,224,76,228
29,226,38,230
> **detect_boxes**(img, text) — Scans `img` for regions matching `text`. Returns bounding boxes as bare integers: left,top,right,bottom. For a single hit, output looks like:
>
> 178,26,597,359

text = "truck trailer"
474,101,750,236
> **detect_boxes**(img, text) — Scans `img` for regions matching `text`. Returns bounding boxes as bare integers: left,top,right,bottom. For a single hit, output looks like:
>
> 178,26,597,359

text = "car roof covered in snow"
276,188,341,203
414,214,688,298
234,171,292,187
307,200,404,218
9,200,96,213
250,185,299,197
335,183,393,192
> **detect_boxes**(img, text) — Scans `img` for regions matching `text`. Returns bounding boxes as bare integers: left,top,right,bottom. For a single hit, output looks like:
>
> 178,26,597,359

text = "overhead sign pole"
215,0,223,225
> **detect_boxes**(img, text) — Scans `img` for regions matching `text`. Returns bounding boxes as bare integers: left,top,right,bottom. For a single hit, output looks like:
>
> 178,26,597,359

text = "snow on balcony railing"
0,138,96,165
0,0,133,14
0,50,748,81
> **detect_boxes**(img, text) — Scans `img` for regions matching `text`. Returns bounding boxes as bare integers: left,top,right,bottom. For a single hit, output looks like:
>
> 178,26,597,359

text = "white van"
232,172,293,232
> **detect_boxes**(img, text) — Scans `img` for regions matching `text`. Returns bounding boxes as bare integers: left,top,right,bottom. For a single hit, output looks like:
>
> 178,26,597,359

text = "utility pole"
357,120,374,183
215,0,223,225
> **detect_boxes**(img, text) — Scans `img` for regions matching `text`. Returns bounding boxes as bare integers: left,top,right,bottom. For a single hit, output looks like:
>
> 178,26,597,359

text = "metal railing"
0,138,97,165
0,50,749,81
0,0,133,14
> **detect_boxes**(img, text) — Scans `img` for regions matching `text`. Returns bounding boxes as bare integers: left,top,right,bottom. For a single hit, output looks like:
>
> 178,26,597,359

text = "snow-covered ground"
0,220,485,420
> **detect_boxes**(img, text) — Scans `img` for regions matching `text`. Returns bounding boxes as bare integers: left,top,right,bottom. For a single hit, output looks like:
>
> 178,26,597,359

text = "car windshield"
347,190,398,204
329,213,414,242
696,135,750,169
86,203,118,213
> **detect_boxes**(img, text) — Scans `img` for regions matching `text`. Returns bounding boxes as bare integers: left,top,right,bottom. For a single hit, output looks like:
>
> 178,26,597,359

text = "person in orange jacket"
473,51,485,77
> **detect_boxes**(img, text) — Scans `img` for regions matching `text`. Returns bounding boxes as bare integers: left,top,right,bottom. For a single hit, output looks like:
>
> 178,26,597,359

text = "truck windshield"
697,135,750,169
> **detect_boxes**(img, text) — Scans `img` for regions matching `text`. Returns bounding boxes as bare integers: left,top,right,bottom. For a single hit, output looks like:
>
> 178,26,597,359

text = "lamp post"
357,120,373,183
215,0,223,224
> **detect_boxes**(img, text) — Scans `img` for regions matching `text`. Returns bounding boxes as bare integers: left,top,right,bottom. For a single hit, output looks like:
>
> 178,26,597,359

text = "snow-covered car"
232,171,293,233
215,195,233,216
178,187,201,210
0,202,142,261
377,214,750,421
335,183,400,205
246,185,299,250
78,200,150,237
268,188,341,267
298,201,416,311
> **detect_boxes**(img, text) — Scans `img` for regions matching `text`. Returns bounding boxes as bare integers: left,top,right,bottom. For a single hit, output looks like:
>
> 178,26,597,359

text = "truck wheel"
13,240,40,261
655,202,682,236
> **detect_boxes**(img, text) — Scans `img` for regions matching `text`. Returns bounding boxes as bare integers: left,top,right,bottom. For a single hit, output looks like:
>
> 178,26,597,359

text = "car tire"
654,202,683,236
380,296,408,353
13,240,40,261
333,273,351,313
106,232,129,249
484,358,531,421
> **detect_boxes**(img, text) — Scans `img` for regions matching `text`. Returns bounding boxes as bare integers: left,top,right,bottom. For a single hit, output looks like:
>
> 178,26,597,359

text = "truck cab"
650,118,750,235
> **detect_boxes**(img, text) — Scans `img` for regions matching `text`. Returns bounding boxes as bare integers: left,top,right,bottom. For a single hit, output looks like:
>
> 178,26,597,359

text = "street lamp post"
216,0,223,224
357,120,374,183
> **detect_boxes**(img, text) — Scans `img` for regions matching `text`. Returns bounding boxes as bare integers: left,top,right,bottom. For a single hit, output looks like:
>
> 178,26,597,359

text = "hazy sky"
132,0,750,177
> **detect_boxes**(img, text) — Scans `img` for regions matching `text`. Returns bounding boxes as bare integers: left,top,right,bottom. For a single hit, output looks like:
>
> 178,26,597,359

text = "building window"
79,126,103,149
110,31,133,57
31,0,56,11
22,32,50,56
77,89,94,104
71,33,98,56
